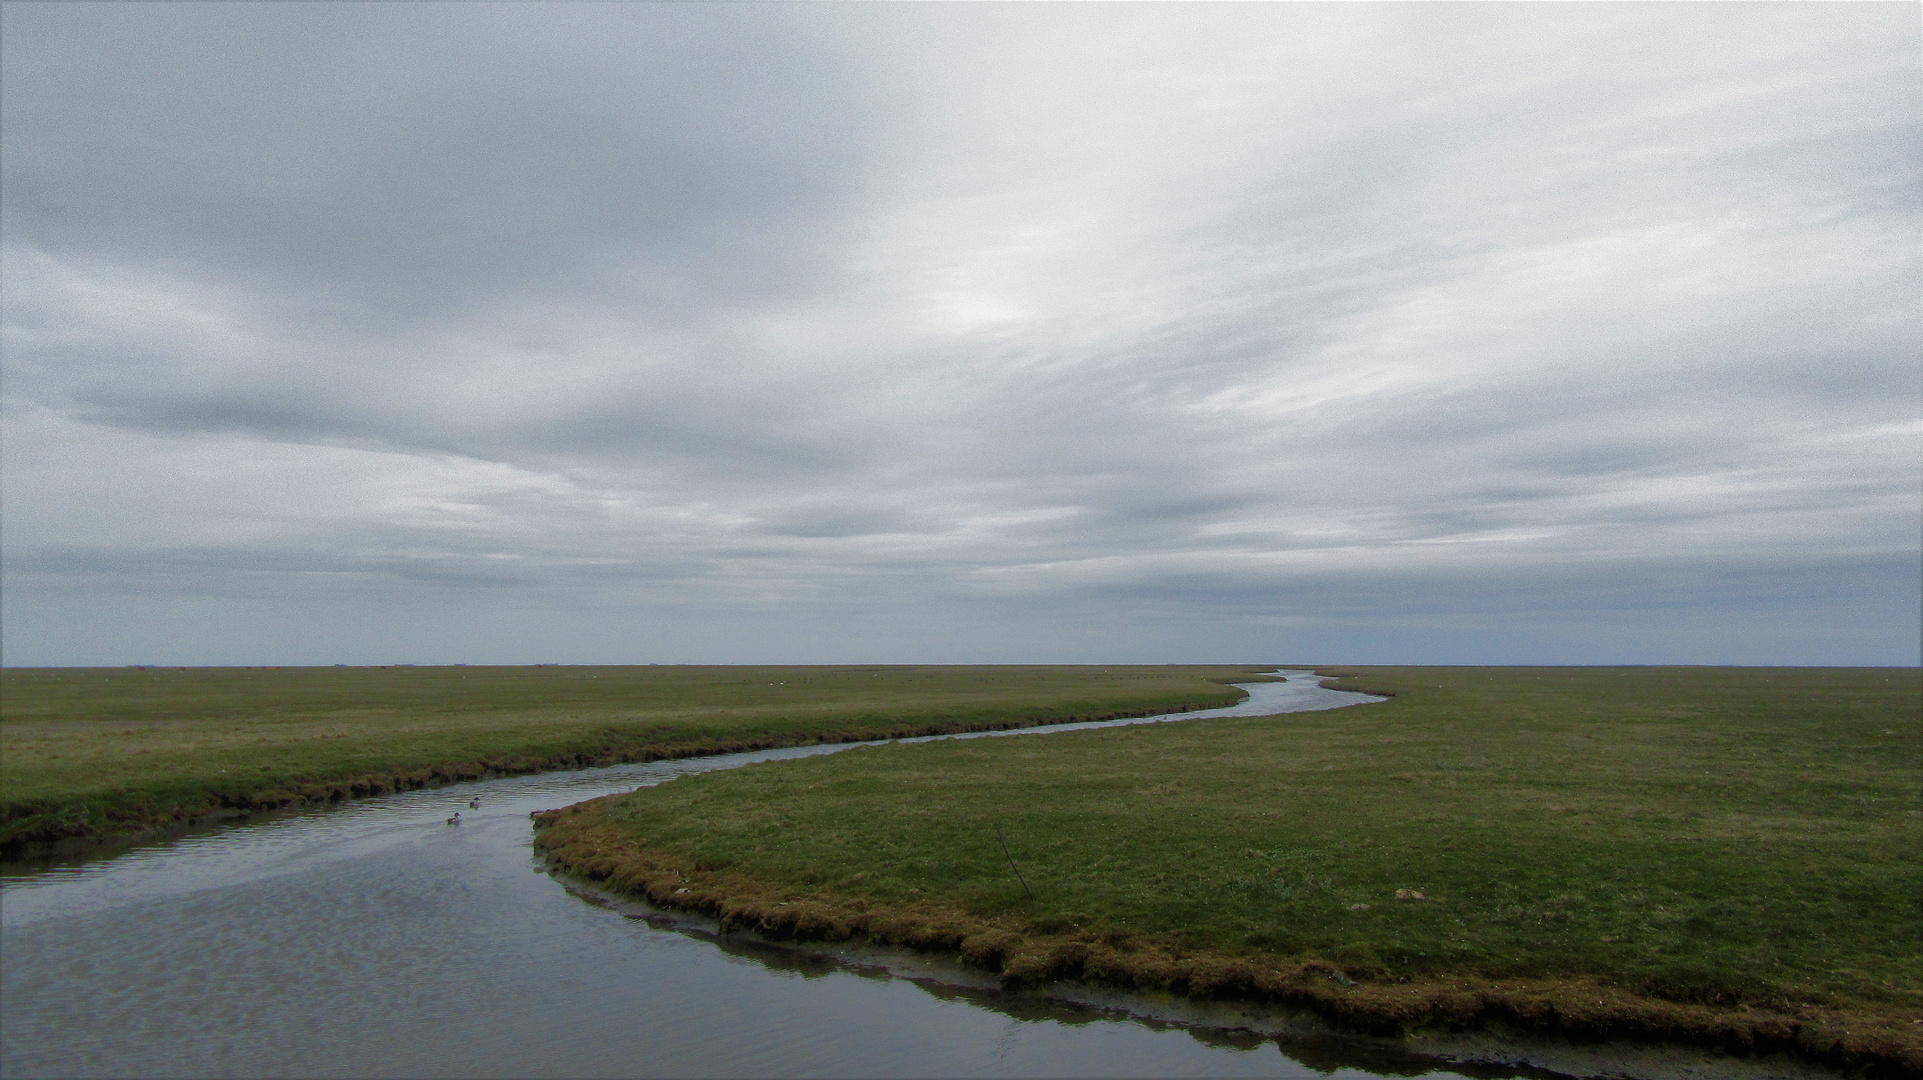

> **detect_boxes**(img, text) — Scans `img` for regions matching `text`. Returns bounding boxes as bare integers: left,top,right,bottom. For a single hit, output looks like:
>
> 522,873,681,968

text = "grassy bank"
0,664,1263,851
536,666,1922,1073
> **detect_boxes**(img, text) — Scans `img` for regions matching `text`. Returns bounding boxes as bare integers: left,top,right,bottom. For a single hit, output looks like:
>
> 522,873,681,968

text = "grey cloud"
3,3,1917,666
3,3,905,319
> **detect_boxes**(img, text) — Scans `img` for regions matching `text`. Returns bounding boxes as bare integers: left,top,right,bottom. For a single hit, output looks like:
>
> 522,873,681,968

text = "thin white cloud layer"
3,3,1917,665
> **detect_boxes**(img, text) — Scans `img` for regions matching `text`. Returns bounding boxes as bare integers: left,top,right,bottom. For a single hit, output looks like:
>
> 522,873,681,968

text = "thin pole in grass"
995,822,1033,899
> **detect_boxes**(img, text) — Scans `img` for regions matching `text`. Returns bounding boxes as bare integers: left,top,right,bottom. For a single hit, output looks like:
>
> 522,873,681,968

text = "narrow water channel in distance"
0,671,1538,1079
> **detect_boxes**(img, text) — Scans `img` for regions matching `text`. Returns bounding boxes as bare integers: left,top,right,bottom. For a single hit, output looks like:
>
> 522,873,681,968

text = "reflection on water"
0,672,1518,1079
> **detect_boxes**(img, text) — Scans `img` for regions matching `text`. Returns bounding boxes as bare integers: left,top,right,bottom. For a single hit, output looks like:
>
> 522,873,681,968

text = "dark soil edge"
1,693,1252,859
532,802,1922,1080
1310,670,1402,699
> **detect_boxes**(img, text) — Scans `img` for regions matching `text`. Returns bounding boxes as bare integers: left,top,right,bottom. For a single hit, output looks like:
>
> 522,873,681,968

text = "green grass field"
541,666,1921,1058
0,664,1260,850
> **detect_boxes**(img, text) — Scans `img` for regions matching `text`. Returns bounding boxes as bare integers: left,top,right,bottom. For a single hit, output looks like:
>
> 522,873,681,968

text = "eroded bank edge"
1,690,1253,858
530,801,1920,1079
543,874,1574,1080
546,867,1855,1080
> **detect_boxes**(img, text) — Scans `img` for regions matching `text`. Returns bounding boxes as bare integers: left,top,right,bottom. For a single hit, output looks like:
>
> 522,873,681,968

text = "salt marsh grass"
550,667,1920,1036
1,664,1261,849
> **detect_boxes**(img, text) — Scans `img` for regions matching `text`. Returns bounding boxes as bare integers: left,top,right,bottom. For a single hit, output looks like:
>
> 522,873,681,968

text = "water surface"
2,672,1525,1079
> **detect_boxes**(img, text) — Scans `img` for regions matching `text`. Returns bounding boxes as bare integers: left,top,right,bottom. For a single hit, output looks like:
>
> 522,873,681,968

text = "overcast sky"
3,2,1917,667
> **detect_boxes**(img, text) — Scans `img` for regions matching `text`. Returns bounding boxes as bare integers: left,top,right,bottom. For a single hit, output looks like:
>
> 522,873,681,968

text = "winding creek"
0,673,1797,1079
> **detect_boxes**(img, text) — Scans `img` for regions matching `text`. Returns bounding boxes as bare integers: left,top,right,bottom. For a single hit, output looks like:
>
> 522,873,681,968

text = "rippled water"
0,671,1536,1079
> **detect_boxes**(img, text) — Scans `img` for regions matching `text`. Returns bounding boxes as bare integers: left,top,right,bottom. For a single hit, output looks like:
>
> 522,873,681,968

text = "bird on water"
446,812,461,825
